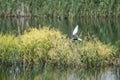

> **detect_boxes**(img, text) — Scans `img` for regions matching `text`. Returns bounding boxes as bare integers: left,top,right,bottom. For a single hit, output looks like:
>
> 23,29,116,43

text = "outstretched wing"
78,38,82,41
72,25,78,35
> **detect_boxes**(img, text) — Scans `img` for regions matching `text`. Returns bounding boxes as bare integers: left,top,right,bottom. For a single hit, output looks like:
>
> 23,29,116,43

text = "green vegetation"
0,27,119,67
114,40,120,53
112,40,120,66
0,0,120,18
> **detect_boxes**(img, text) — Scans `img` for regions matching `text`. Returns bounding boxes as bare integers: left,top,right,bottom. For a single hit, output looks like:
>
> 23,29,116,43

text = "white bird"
71,25,82,41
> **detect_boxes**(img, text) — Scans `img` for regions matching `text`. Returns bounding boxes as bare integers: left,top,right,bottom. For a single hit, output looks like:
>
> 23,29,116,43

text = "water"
0,64,120,80
0,17,120,80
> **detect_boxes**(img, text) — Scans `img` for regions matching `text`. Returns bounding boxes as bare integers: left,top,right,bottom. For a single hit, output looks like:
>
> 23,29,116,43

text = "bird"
71,25,82,41
57,16,68,21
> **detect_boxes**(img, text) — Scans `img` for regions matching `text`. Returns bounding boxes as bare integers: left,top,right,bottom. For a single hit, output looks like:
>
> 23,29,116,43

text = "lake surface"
0,17,120,80
0,64,120,80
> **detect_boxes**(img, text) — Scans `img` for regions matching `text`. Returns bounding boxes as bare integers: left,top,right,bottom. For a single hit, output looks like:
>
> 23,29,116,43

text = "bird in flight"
71,25,82,41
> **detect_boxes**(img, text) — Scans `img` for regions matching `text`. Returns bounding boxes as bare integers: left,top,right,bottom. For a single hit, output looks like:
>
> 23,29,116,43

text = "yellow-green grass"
0,27,117,67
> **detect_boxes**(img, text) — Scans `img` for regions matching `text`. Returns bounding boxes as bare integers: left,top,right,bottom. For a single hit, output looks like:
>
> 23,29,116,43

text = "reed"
0,27,118,67
0,0,120,18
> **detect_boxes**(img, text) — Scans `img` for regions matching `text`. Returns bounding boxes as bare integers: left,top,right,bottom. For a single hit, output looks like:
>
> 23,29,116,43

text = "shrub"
0,27,117,67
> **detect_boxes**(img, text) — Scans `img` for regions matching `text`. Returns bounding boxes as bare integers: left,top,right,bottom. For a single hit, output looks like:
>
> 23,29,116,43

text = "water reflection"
0,64,119,80
0,17,120,44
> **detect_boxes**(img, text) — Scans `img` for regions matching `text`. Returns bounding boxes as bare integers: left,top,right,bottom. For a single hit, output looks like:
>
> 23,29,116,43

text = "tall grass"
0,0,120,18
0,27,118,67
112,40,120,66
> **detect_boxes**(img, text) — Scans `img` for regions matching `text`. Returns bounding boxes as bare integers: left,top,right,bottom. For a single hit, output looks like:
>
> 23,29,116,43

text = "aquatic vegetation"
111,40,120,66
78,37,115,67
0,0,120,18
0,35,20,63
114,40,120,53
0,27,118,67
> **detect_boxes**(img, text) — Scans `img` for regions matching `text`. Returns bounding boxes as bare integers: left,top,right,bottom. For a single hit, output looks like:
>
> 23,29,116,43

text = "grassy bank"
0,0,120,18
0,27,119,67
